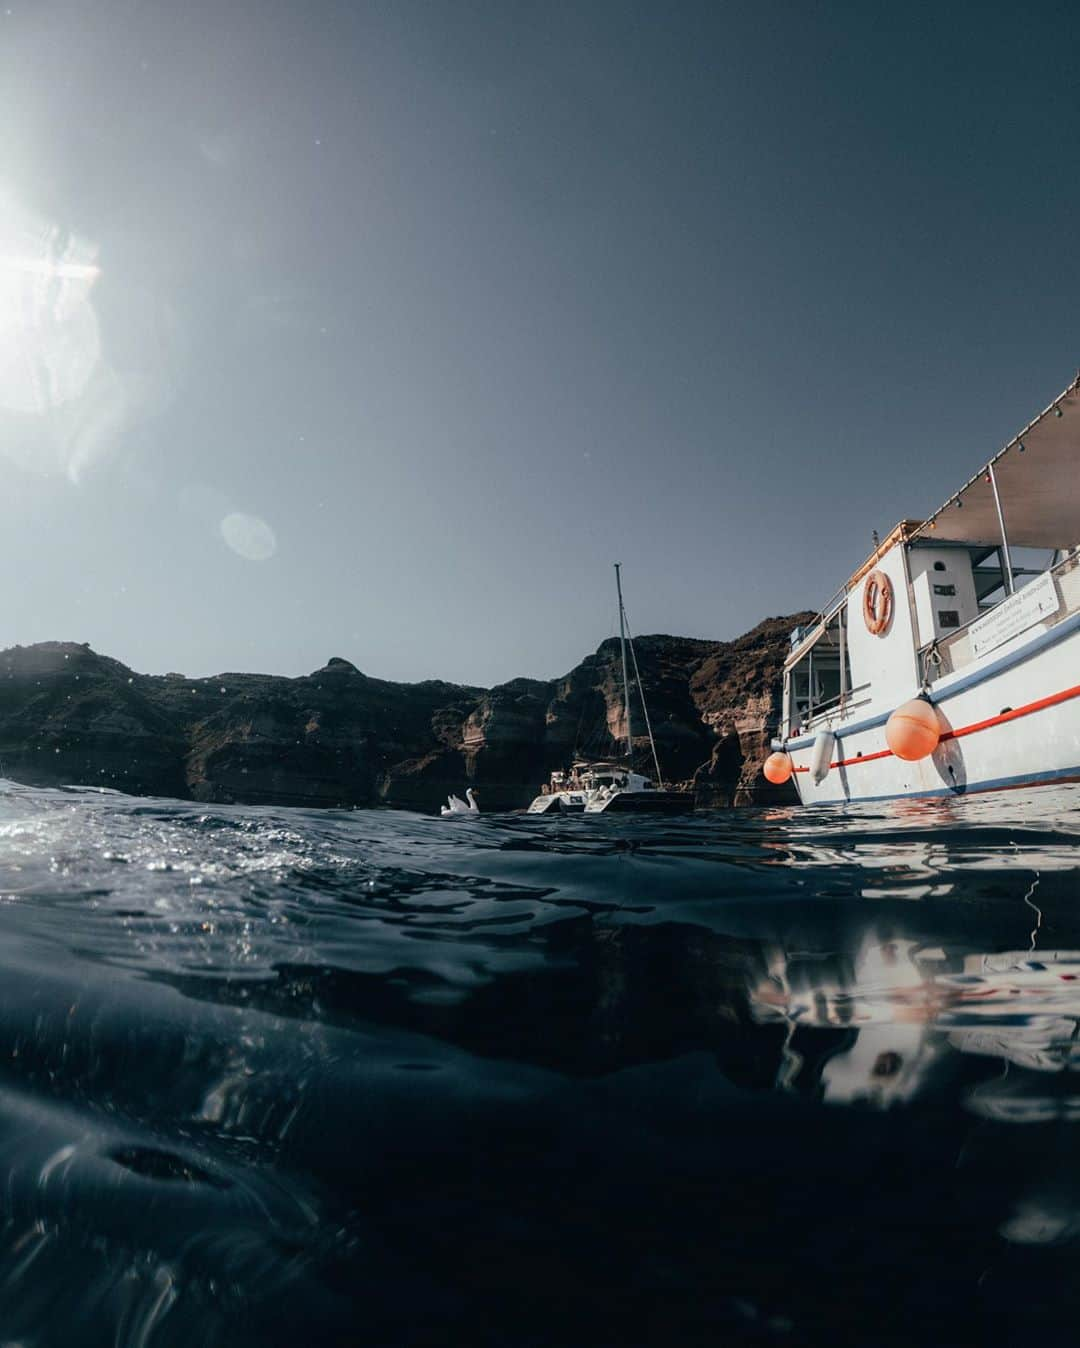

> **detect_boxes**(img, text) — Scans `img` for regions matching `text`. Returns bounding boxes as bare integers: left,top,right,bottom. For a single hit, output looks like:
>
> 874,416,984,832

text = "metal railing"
792,682,873,736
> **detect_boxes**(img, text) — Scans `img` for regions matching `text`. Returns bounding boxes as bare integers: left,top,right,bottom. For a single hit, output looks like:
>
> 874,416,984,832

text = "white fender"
810,730,835,785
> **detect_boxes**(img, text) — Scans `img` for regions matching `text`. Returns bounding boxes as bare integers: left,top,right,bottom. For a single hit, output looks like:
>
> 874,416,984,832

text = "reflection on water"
1,782,1080,1342
754,939,1080,1112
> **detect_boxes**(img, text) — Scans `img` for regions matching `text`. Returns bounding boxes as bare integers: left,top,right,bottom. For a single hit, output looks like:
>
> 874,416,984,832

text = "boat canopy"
909,373,1080,550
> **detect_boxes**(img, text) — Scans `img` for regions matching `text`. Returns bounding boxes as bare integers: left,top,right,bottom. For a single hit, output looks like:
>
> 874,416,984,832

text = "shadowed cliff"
0,614,812,810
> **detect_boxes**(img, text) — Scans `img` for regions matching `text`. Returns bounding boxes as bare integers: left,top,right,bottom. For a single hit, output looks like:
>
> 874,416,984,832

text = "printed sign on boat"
969,570,1060,659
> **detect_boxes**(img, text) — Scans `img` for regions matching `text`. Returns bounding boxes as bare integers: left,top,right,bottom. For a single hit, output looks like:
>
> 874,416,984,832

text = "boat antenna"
622,604,665,788
614,562,633,767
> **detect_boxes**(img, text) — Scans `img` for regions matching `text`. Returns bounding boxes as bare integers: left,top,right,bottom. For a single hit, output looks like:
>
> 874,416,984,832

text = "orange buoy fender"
886,698,942,761
763,751,794,785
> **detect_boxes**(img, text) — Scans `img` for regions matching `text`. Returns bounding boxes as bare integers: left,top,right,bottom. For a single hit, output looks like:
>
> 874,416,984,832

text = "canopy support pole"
987,462,1015,595
807,647,815,722
838,605,847,715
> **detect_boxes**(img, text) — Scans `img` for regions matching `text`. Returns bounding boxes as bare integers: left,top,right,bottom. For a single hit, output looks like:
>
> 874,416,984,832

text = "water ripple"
0,780,1079,1342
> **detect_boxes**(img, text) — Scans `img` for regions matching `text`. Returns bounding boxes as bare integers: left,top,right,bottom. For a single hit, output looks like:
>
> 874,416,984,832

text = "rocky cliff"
0,614,812,811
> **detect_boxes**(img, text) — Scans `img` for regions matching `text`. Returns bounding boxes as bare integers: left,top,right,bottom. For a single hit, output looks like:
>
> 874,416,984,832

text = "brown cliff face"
0,616,811,811
688,614,816,806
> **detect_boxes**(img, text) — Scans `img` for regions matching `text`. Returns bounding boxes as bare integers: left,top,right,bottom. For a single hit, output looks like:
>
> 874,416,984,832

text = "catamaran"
527,565,688,814
766,372,1080,804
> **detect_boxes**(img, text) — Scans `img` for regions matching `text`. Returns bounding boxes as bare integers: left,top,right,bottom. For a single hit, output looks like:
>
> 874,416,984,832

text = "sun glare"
0,255,101,281
0,188,103,424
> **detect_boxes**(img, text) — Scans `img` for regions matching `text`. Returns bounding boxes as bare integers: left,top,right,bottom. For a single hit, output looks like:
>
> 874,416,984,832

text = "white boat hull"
583,789,689,813
527,788,689,814
779,615,1080,804
526,791,586,814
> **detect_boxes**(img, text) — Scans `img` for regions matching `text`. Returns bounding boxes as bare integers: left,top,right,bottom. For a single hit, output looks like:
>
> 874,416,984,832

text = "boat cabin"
782,377,1080,741
544,762,656,794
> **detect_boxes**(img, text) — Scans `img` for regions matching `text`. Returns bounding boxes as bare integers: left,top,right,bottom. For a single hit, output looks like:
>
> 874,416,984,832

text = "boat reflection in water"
751,939,1080,1115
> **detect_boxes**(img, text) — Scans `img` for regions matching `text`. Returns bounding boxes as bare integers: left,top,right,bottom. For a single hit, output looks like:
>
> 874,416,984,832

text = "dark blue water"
1,780,1079,1345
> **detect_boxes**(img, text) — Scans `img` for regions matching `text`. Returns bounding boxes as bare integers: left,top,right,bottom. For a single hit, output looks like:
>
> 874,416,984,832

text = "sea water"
0,779,1077,1345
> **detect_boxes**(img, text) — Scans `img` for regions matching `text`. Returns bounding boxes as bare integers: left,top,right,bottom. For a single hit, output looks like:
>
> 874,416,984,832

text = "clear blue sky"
0,0,1076,684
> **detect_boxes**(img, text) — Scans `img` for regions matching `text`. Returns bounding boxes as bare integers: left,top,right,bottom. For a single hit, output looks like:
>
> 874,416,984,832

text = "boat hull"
526,792,586,814
584,790,690,814
780,618,1080,804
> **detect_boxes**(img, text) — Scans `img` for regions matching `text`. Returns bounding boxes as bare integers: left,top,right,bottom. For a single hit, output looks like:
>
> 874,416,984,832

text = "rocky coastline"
0,614,812,811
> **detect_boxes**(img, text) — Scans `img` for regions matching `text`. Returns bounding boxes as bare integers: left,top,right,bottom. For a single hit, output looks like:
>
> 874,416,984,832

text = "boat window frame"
784,603,853,736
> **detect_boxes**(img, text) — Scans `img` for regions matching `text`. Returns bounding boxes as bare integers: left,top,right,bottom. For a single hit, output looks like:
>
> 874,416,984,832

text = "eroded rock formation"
0,615,812,811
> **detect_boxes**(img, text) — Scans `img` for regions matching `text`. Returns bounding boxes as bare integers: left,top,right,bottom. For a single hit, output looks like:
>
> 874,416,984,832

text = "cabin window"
785,606,851,734
973,548,1006,609
938,610,960,628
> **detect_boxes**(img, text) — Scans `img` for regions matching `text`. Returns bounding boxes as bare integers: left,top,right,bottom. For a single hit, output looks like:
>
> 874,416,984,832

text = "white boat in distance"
529,760,683,815
766,372,1080,804
528,566,688,815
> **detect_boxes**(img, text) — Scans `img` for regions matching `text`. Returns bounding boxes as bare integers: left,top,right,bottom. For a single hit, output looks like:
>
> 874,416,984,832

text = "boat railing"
795,681,873,735
920,551,1080,683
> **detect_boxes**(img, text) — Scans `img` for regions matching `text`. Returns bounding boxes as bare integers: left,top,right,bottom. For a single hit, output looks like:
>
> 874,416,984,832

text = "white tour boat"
528,566,689,815
766,372,1080,804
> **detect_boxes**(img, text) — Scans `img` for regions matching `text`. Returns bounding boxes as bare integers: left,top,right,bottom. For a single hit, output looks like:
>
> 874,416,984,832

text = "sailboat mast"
627,630,665,788
615,562,633,765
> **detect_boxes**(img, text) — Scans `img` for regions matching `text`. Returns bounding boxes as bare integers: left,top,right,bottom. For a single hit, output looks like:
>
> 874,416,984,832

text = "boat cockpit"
786,605,852,735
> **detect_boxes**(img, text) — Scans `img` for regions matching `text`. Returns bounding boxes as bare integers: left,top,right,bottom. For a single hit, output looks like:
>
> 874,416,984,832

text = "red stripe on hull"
790,680,1080,772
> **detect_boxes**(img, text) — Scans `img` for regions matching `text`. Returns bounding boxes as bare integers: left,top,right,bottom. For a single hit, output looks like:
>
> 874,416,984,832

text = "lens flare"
220,513,277,562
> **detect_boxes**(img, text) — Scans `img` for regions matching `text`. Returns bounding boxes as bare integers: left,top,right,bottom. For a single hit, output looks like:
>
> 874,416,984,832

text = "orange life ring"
862,570,892,635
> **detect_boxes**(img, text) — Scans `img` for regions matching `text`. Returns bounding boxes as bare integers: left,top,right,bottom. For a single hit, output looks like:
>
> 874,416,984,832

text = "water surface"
0,780,1078,1345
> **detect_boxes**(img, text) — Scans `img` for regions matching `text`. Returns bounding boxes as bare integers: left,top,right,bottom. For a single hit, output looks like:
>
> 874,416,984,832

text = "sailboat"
527,565,689,815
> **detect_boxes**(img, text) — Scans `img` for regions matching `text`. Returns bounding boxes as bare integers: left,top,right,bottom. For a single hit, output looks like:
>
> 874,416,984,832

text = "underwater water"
0,780,1078,1345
